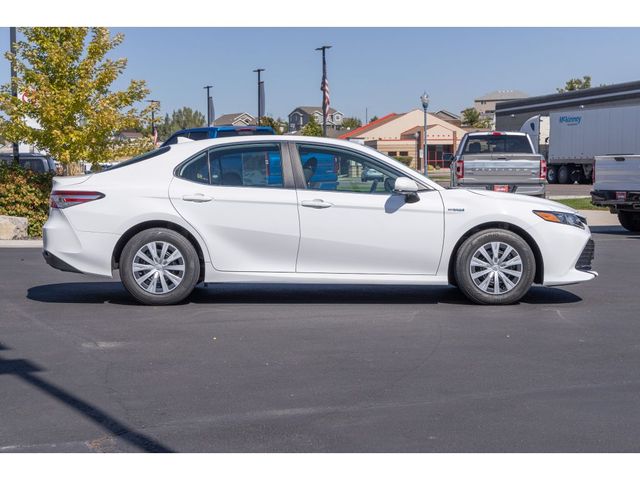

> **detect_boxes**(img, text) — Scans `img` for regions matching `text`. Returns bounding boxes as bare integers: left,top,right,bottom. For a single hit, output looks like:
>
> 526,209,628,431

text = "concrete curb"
0,239,43,248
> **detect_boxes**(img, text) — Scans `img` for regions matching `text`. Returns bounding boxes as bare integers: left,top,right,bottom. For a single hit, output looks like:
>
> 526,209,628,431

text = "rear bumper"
591,190,640,211
42,250,83,274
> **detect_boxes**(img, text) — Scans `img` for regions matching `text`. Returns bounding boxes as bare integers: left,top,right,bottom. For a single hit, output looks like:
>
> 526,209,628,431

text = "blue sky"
2,27,640,122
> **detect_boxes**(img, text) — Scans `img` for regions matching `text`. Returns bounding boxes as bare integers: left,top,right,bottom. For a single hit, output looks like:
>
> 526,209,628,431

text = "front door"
169,142,300,272
292,143,445,275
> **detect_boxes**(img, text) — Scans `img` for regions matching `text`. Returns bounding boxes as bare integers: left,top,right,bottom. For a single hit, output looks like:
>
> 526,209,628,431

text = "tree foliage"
0,28,154,174
301,115,322,137
342,116,362,130
157,107,206,140
258,116,286,134
557,75,592,93
461,107,492,128
370,115,379,122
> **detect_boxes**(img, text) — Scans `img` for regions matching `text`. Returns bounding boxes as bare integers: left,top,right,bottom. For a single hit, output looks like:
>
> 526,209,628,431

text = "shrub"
393,156,413,166
0,164,52,237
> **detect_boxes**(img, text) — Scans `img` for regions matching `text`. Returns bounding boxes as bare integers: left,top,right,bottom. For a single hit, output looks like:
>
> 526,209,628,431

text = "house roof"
118,131,143,139
433,110,460,120
475,90,529,102
290,106,340,116
338,113,401,139
215,112,255,125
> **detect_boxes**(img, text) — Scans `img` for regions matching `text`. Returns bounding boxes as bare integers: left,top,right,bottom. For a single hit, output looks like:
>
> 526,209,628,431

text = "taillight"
455,160,464,180
540,159,547,180
50,191,104,209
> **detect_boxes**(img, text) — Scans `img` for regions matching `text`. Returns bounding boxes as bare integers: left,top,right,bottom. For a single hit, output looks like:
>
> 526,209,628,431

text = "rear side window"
463,135,532,154
209,144,283,187
177,152,209,184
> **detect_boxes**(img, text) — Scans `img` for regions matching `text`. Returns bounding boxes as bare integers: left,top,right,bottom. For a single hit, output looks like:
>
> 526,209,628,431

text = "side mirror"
393,177,420,203
393,176,418,194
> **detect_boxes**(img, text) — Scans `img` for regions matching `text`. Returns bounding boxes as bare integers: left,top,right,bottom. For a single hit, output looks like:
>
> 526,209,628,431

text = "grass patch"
553,197,607,210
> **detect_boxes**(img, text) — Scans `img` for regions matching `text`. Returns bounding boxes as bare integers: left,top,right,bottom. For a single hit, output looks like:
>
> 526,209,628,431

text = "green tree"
370,115,379,122
259,116,286,134
461,107,492,128
301,115,322,137
0,27,154,175
342,117,362,130
557,75,592,93
157,107,206,140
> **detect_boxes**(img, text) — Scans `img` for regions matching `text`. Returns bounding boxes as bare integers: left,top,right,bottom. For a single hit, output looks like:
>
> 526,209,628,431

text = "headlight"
533,210,586,229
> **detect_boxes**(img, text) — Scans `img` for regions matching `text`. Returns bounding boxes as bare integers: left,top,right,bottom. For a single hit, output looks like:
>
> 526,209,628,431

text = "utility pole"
253,68,265,126
315,45,331,137
9,27,19,165
203,85,213,126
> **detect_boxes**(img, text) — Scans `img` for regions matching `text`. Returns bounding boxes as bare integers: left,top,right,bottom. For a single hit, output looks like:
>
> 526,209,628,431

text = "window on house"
399,151,409,157
388,151,397,157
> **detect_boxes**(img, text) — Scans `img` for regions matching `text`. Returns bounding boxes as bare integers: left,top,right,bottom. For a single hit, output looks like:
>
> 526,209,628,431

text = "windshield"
463,135,532,154
104,146,171,171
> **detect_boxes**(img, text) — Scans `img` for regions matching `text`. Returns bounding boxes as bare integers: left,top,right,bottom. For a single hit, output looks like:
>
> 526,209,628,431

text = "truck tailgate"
462,154,542,184
594,155,640,191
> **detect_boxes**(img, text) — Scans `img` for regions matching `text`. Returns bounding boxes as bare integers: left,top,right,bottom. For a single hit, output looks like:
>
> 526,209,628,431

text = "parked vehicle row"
43,135,596,306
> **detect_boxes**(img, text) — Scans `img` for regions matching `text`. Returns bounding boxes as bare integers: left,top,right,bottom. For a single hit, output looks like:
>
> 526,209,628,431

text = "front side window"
296,144,402,194
209,143,283,188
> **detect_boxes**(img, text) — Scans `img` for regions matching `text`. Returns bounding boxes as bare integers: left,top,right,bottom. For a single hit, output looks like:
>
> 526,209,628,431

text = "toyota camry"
43,136,597,305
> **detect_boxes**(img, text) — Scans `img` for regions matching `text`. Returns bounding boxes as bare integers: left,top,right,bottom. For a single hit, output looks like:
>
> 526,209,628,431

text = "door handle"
182,194,213,203
301,199,333,209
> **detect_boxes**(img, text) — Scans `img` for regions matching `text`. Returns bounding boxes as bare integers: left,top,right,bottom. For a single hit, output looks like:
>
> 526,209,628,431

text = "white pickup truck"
450,131,547,197
591,155,640,232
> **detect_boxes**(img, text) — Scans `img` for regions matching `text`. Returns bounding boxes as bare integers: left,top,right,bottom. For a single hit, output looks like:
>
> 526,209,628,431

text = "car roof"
172,125,274,134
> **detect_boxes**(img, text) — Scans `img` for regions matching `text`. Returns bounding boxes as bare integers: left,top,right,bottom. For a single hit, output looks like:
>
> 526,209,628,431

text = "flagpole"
315,45,331,137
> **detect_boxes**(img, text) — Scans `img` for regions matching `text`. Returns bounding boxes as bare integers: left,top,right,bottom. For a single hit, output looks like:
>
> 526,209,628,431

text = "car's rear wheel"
618,211,640,233
120,228,200,305
455,229,536,305
546,165,558,184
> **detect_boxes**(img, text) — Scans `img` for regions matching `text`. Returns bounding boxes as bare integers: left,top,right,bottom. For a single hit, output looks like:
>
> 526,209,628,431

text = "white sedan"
43,136,597,305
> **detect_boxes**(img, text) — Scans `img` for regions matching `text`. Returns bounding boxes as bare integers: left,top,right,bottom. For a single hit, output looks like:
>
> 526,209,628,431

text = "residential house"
214,112,256,126
288,106,343,132
339,109,467,170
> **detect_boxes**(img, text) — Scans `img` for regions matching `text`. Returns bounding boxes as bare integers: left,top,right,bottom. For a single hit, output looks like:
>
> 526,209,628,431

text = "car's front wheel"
120,228,200,305
454,229,536,305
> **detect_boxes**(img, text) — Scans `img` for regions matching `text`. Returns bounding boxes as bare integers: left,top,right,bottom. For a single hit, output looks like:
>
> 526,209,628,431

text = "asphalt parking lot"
1,225,639,453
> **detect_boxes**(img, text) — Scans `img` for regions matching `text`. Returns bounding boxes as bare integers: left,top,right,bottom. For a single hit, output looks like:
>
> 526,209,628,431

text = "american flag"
152,126,158,146
320,55,330,121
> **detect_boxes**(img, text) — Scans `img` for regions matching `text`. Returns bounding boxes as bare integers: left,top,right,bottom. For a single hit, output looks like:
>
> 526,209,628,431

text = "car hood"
446,189,578,214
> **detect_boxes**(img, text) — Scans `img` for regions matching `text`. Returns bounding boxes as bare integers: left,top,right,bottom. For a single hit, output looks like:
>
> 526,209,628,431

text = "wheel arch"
112,220,207,283
447,222,544,286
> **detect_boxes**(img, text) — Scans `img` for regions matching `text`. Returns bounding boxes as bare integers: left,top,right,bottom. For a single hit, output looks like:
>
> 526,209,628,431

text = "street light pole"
420,92,430,177
203,85,213,126
315,45,331,137
253,68,265,125
9,27,19,165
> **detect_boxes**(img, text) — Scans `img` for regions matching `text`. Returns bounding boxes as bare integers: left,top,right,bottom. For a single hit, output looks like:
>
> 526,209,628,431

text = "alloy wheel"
469,241,523,295
132,241,186,295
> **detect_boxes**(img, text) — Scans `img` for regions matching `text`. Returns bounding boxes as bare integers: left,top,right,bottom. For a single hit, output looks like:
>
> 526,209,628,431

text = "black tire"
454,229,536,305
618,211,640,233
569,168,582,184
557,165,570,184
120,228,200,305
546,165,558,184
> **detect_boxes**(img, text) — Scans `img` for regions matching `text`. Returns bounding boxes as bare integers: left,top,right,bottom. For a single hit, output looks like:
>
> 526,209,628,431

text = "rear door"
169,142,300,272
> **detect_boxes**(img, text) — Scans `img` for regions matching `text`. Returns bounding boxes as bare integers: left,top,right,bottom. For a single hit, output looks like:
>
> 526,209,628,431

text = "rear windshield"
463,135,532,154
104,146,171,171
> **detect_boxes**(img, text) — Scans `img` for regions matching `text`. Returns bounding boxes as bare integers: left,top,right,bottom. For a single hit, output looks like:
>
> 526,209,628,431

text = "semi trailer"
520,104,640,184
